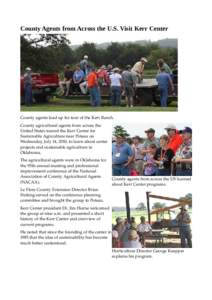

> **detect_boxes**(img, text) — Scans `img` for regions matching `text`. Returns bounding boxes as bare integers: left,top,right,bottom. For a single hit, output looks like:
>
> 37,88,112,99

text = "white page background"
1,1,212,299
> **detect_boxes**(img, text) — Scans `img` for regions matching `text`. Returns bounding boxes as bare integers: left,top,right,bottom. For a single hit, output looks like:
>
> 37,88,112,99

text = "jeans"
159,87,168,107
156,168,171,176
89,86,101,107
179,226,192,248
24,84,33,105
112,164,130,176
111,86,121,105
176,169,192,176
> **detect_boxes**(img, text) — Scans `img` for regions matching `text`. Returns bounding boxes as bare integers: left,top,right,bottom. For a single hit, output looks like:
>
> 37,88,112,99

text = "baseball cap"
165,124,176,130
182,127,192,134
145,128,155,133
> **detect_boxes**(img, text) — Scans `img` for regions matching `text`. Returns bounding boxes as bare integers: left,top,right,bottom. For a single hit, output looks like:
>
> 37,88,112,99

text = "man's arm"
119,77,123,89
124,155,134,167
185,213,191,224
169,75,174,93
173,157,192,164
124,146,134,166
140,63,145,75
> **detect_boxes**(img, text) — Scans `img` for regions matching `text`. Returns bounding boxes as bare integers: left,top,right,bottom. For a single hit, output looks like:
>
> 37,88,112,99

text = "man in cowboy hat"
112,133,134,176
131,57,148,83
125,229,142,248
176,206,192,248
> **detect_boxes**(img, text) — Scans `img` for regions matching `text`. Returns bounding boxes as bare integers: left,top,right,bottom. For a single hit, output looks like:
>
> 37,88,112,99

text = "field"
21,97,177,112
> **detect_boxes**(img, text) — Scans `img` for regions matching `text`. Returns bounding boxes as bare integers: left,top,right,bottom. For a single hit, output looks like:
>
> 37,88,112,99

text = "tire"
21,95,25,105
134,88,155,106
34,94,48,103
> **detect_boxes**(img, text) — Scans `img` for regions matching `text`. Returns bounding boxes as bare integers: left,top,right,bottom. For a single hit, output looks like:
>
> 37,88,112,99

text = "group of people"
112,124,192,176
23,54,176,107
112,207,192,248
112,216,152,248
58,55,177,107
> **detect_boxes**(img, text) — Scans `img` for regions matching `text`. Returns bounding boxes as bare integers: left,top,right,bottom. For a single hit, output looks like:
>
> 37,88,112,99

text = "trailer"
57,78,177,106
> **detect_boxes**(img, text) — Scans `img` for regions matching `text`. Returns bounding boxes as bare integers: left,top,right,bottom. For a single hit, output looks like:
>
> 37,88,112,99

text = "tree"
136,202,146,211
147,47,177,69
22,34,70,47
21,36,177,74
75,42,97,66
185,193,192,200
106,43,124,66
21,35,72,72
179,193,192,208
152,202,166,209
113,126,130,137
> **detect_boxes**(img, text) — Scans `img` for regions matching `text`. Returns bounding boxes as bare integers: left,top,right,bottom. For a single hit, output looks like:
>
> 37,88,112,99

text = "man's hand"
174,157,182,163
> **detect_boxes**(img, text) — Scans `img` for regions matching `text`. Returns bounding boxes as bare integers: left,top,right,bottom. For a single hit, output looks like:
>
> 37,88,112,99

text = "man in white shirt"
137,216,152,247
109,68,123,106
132,136,145,175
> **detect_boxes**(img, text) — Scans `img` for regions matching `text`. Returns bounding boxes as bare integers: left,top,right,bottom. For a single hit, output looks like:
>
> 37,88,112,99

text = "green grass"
21,97,177,112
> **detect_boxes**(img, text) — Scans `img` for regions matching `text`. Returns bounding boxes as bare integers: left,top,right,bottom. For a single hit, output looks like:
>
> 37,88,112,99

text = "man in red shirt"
87,67,101,107
165,124,183,153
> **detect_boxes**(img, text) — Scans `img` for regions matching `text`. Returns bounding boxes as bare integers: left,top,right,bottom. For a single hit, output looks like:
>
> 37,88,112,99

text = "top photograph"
20,34,178,112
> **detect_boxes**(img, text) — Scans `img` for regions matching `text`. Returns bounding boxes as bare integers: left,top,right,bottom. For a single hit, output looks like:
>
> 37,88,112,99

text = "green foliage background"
21,35,177,73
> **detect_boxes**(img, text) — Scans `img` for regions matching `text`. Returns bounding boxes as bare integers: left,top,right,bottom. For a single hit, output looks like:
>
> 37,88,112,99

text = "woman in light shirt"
109,68,123,106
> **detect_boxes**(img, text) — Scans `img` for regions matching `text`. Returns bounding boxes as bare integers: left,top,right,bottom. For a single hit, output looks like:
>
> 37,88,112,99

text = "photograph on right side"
112,191,192,249
112,123,192,176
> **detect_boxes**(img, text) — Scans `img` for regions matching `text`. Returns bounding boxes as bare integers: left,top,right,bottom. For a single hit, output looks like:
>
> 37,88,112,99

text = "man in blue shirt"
24,67,33,106
156,66,174,107
73,65,85,94
112,134,134,176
